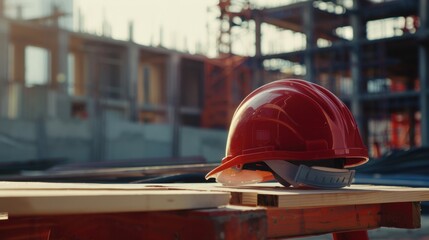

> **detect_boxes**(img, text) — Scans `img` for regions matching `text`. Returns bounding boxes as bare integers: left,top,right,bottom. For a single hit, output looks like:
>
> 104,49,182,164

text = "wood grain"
0,182,230,216
1,181,429,216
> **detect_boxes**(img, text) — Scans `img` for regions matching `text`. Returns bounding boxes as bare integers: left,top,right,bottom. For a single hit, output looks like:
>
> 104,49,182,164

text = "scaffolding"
221,0,428,157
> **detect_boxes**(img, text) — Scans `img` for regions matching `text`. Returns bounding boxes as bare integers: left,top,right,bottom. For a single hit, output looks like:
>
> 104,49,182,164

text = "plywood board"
0,182,229,216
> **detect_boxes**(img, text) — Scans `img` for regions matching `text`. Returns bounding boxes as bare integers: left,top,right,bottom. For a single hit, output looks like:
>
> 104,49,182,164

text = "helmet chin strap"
264,160,355,189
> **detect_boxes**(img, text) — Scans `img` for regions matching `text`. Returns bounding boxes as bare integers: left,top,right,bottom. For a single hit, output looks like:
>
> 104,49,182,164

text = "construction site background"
0,0,427,165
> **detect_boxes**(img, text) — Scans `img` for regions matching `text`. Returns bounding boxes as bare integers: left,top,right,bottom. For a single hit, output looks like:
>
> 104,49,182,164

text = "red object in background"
390,76,407,92
414,78,420,90
390,112,410,149
414,112,422,146
206,79,368,179
389,112,421,149
202,55,251,128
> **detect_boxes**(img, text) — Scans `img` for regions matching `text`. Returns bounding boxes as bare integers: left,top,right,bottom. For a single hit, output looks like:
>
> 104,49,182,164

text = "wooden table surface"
0,181,428,239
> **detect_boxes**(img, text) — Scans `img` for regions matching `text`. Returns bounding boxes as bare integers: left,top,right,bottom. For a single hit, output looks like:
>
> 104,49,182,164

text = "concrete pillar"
167,54,181,157
86,50,105,161
126,43,139,121
52,29,69,91
350,0,365,137
0,18,8,118
303,1,315,83
0,0,4,18
73,51,85,96
0,19,7,81
13,44,25,83
419,0,429,146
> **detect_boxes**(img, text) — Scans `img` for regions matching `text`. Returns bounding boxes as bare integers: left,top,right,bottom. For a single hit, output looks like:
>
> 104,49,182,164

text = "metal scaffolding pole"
303,0,314,83
252,10,263,89
350,0,365,137
419,0,429,146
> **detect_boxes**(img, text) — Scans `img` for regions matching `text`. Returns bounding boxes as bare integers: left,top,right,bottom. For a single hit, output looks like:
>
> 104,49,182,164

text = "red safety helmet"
206,79,368,188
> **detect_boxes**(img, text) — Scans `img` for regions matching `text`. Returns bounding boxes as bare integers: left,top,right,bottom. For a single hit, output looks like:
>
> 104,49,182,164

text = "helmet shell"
207,79,368,178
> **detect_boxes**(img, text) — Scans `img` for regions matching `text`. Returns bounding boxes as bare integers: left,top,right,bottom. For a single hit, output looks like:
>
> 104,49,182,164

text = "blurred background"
0,0,428,186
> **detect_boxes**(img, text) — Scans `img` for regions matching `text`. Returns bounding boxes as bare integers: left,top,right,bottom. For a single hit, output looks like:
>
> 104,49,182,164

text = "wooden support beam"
0,202,421,239
0,207,267,240
265,202,421,238
267,204,379,238
333,231,369,240
380,202,421,229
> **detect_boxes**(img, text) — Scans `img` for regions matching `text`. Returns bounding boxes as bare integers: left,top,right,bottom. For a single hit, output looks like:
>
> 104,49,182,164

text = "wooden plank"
257,185,429,208
158,183,429,208
0,182,428,215
0,206,267,240
0,188,229,216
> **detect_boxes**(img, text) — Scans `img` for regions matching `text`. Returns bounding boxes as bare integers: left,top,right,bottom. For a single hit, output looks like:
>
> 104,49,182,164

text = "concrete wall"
0,117,227,164
0,119,38,162
180,126,226,162
105,120,172,160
